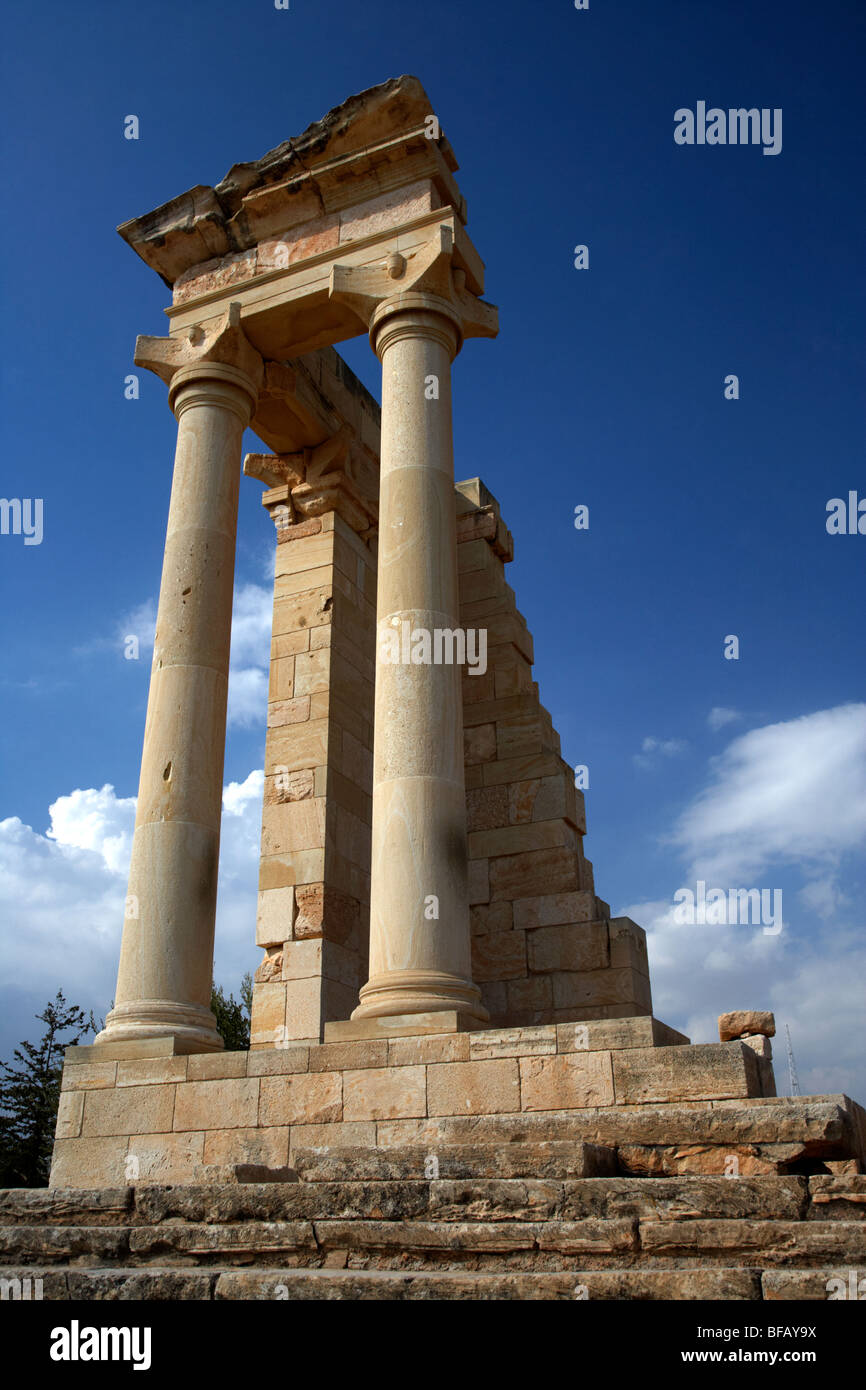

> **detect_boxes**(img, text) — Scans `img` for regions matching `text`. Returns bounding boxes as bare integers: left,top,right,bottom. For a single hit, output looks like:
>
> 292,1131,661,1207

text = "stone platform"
3,1160,864,1302
49,1016,864,1190
1,1016,857,1300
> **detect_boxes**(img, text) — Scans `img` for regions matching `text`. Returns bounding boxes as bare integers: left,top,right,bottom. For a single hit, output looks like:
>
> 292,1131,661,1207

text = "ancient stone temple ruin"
3,78,863,1300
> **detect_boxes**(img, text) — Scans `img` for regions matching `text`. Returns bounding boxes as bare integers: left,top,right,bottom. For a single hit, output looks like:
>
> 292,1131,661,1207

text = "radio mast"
785,1023,801,1097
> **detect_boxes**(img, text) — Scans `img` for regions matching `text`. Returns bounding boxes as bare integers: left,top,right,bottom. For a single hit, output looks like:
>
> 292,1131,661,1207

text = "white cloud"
620,703,866,1100
227,666,269,729
229,583,273,669
74,599,157,660
223,769,265,821
119,600,157,654
0,774,265,1054
227,583,273,727
669,703,866,882
625,895,866,1099
633,736,688,770
798,875,847,922
707,706,740,732
46,784,136,876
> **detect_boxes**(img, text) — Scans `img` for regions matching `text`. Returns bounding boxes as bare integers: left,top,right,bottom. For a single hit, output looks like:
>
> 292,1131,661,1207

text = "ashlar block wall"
249,357,652,1048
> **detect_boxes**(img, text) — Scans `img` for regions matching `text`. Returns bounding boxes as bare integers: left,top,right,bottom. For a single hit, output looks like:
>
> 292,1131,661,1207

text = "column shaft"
97,366,256,1050
353,306,486,1022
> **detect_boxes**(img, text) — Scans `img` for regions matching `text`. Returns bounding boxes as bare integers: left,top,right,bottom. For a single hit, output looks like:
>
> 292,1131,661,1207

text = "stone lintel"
164,209,486,362
64,1036,216,1064
250,349,380,459
324,1010,486,1043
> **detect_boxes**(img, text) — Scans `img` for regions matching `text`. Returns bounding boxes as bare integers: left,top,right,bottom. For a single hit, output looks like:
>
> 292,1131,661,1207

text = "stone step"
370,1096,865,1173
3,1177,862,1296
4,1216,863,1271
0,1263,780,1300
2,1174,864,1271
2,1174,863,1229
290,1141,617,1181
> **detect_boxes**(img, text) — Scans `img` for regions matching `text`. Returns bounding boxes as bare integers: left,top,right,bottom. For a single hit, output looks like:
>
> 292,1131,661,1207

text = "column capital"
329,224,498,360
134,302,264,419
243,424,378,538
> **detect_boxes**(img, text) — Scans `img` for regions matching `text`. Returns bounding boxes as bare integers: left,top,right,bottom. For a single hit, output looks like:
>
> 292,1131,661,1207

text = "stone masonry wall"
47,1020,805,1190
456,481,653,1028
248,354,652,1045
250,510,376,1048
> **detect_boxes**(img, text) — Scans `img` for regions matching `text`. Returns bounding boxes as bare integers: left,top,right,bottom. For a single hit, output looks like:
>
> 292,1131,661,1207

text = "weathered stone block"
284,977,324,1039
471,929,527,981
489,847,580,901
527,922,609,974
552,966,652,1011
464,723,496,764
505,975,553,1017
807,1175,866,1220
55,1091,84,1141
202,1126,290,1171
468,820,570,860
556,1017,689,1053
255,886,295,946
259,1072,342,1126
127,1131,205,1184
309,1040,388,1072
187,1051,249,1082
519,1052,615,1111
115,1057,189,1087
61,1061,118,1091
608,917,650,975
762,1269,858,1300
719,1010,776,1041
467,858,490,905
173,1079,260,1132
469,1026,556,1061
512,891,597,931
343,1066,426,1122
83,1084,175,1138
49,1137,129,1189
388,1034,471,1067
249,982,286,1047
427,1059,520,1117
612,1043,761,1105
288,1121,376,1154
466,785,509,832
261,799,327,856
470,902,513,936
246,1048,310,1076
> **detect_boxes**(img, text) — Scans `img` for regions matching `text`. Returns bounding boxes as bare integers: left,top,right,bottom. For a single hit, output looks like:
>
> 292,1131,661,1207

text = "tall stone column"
95,306,263,1052
330,230,498,1022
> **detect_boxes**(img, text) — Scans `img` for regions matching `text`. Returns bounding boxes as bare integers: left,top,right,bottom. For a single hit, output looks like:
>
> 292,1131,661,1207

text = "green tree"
210,973,252,1052
0,991,96,1188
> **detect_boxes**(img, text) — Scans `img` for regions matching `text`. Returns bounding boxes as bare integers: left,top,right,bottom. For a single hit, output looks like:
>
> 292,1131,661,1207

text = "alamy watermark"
379,620,487,675
674,881,783,935
1,497,43,545
826,491,865,535
674,103,782,156
1,1275,43,1300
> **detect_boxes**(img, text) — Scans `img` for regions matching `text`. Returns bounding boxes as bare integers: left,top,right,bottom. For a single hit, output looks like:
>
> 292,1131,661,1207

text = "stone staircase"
2,1140,864,1301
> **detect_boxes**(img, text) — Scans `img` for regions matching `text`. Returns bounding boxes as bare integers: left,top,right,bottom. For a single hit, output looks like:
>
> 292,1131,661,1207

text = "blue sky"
1,0,864,1097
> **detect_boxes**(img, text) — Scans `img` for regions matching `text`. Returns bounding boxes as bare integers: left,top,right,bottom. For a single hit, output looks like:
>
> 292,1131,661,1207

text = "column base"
93,1000,224,1054
351,970,488,1025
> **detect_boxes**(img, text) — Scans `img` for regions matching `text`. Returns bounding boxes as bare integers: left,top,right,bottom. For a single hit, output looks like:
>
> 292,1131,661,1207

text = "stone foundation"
48,1017,864,1191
